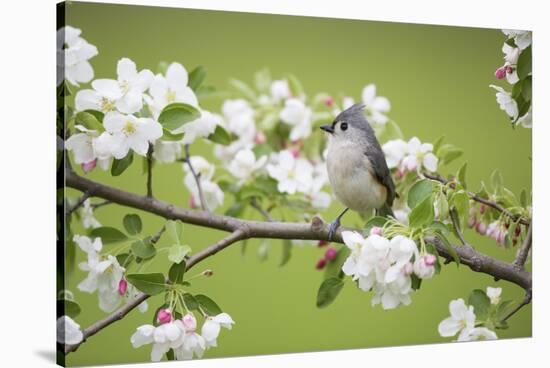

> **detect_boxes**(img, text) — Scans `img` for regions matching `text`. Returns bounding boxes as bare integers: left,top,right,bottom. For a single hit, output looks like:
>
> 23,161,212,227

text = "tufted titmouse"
320,103,396,239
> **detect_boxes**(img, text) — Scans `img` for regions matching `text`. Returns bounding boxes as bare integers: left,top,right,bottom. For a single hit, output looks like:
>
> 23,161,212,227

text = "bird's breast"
326,140,387,213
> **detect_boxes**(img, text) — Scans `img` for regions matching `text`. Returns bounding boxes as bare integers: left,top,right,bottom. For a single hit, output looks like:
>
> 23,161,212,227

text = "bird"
320,103,396,240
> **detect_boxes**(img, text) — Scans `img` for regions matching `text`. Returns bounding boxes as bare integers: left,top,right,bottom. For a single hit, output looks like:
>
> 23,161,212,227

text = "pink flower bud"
395,169,405,179
324,96,334,107
404,262,414,275
497,230,506,246
290,147,300,158
81,159,97,173
468,217,476,229
254,132,266,145
317,240,328,248
495,67,506,79
515,226,521,237
188,196,197,209
476,222,487,235
506,65,514,74
324,247,337,261
479,204,486,214
424,254,437,266
315,258,327,270
182,313,197,331
156,309,172,325
118,278,128,296
370,227,383,236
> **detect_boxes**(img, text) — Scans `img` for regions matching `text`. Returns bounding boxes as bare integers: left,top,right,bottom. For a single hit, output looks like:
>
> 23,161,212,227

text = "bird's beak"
320,124,334,134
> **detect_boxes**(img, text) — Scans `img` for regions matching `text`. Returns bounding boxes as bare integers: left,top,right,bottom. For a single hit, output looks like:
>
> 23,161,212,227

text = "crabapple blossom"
57,26,98,86
157,309,173,324
500,43,520,84
118,278,128,295
280,98,313,141
228,149,268,183
502,29,532,50
182,156,215,183
201,313,235,348
147,62,199,118
382,137,438,173
221,99,256,140
361,84,391,125
131,321,185,362
57,316,84,345
182,158,224,211
489,85,518,120
413,254,436,279
324,247,337,261
370,227,383,236
438,298,475,339
457,327,498,342
486,287,502,305
80,198,101,229
270,79,291,102
486,221,507,246
267,150,314,195
516,106,532,128
176,110,221,145
153,140,181,163
65,126,101,166
316,258,327,270
97,112,163,159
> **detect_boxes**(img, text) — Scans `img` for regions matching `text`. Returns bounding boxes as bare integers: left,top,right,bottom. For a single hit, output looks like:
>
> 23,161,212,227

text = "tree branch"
64,229,247,354
514,223,533,268
423,172,530,226
183,144,209,212
501,290,532,322
146,143,154,198
66,191,90,216
64,170,532,354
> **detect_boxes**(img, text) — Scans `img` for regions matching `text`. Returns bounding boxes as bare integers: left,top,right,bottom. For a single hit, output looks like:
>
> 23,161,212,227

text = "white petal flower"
57,316,84,345
393,137,439,173
382,139,408,169
80,198,101,229
201,313,235,348
228,149,267,183
490,85,518,120
457,327,498,342
361,84,391,125
177,110,220,145
280,98,312,141
270,80,291,102
266,150,313,194
438,298,476,337
57,26,98,86
153,140,181,163
222,99,256,139
502,29,532,50
183,156,215,183
65,130,96,165
516,106,532,128
486,287,502,305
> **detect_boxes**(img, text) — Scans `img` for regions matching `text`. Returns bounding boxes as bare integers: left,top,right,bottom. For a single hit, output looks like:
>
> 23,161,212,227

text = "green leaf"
60,299,81,318
90,226,128,244
123,214,142,235
126,273,166,295
433,136,445,155
457,162,467,188
441,145,463,165
324,246,350,279
225,202,247,217
195,294,222,315
521,76,532,102
229,78,256,100
131,238,156,259
207,125,233,145
195,85,216,98
286,74,304,97
451,191,469,230
280,240,292,267
181,293,199,311
75,111,103,132
254,176,279,195
491,170,503,193
166,220,184,245
168,260,186,284
161,129,184,141
517,46,532,80
158,103,201,132
116,253,134,268
496,300,515,320
429,221,451,236
408,195,435,228
408,179,434,209
111,151,134,176
364,216,389,235
468,289,491,320
188,66,207,91
375,119,404,143
259,112,279,131
411,274,422,290
434,232,460,265
316,277,345,308
168,244,191,264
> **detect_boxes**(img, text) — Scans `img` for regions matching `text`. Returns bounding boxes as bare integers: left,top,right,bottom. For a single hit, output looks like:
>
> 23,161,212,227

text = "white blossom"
153,140,181,163
382,137,438,173
457,327,498,342
65,126,99,165
267,150,313,195
486,287,502,305
147,62,199,118
57,316,84,345
438,299,476,338
221,99,256,140
502,29,532,50
183,156,215,184
361,84,391,125
516,106,532,128
280,98,312,141
228,149,267,183
270,79,291,102
176,110,220,145
57,26,98,86
489,85,518,120
201,313,235,348
501,43,520,84
80,198,101,229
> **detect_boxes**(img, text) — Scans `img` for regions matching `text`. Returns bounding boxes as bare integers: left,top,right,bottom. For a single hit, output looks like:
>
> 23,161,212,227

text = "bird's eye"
340,122,348,131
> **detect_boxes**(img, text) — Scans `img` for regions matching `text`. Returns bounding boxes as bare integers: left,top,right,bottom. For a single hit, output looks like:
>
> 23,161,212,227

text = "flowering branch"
423,172,530,226
183,144,209,212
513,223,532,268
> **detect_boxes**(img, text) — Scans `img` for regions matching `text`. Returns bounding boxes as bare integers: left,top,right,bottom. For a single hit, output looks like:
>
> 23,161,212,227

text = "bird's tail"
376,203,394,218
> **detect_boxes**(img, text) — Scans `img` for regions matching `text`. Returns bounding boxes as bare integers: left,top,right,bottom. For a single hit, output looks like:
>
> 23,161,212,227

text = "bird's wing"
364,145,396,207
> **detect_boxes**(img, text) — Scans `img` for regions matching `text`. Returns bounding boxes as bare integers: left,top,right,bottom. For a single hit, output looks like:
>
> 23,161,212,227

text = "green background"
64,2,532,366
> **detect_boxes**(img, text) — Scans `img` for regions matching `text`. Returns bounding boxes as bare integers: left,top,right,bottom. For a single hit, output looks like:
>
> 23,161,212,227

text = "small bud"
468,217,477,229
182,313,197,331
156,308,172,325
494,66,506,79
254,132,266,145
395,169,405,179
324,96,334,107
118,278,128,296
315,258,327,270
515,225,521,237
324,247,337,261
476,222,487,235
424,254,437,266
479,204,486,214
202,269,214,277
81,159,97,173
317,240,328,247
370,226,383,236
188,196,197,209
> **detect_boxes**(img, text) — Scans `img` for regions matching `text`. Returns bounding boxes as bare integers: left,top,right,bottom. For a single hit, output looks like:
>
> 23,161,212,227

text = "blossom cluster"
57,26,98,86
131,309,234,361
468,205,524,247
74,235,148,313
382,136,439,174
340,230,436,310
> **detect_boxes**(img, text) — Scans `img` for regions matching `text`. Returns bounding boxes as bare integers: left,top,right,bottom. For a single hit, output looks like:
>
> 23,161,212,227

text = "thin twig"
64,229,247,354
91,200,112,210
423,172,530,226
250,198,274,221
183,144,209,212
450,208,469,247
501,290,532,322
66,191,90,216
146,143,154,198
514,223,533,268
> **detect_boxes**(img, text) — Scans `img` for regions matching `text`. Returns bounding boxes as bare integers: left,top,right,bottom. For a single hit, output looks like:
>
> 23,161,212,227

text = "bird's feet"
327,218,341,241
